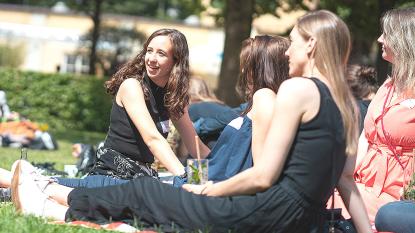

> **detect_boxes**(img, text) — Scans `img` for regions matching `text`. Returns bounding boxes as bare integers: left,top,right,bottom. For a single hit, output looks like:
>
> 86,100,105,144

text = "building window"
63,54,89,74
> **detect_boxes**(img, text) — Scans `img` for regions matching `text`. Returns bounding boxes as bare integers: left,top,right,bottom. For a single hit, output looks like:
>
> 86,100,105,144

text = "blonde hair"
382,7,415,96
188,77,222,104
297,10,359,156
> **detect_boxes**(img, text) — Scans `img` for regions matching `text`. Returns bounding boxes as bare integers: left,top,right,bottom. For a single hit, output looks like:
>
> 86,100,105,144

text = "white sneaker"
11,160,53,191
11,160,43,176
11,161,52,217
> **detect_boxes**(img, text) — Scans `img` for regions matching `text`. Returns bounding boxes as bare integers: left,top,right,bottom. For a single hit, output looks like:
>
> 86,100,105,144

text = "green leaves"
403,173,415,201
0,68,111,132
189,164,201,184
0,44,24,68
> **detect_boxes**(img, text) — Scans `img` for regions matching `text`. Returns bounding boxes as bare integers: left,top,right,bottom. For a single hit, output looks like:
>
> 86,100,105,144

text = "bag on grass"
323,208,357,233
75,144,97,176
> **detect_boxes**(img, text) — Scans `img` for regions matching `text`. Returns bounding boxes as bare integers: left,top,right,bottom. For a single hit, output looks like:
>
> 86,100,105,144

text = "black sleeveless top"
279,78,347,205
104,76,170,163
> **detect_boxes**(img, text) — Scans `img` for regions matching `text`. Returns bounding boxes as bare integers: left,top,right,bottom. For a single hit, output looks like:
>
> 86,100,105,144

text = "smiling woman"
60,28,210,186
144,36,175,85
0,29,210,192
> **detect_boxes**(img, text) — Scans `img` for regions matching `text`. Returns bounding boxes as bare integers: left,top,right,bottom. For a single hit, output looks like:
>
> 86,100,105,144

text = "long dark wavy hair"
237,35,290,114
105,28,190,120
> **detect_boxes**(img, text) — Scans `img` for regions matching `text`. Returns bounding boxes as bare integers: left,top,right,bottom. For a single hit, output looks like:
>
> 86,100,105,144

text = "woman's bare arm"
119,78,185,175
337,153,372,233
172,108,210,159
249,88,277,164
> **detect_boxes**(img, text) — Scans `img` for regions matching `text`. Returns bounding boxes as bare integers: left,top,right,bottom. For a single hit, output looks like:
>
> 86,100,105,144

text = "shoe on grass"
11,160,54,216
11,160,54,192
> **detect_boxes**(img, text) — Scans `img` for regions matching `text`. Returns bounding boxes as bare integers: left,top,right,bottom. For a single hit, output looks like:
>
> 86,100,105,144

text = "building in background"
0,2,302,86
0,3,224,81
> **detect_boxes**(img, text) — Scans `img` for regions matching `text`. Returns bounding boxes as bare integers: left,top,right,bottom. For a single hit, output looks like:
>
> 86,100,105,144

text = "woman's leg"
66,177,237,230
375,201,415,233
43,183,74,206
54,175,129,189
65,177,302,232
11,160,69,220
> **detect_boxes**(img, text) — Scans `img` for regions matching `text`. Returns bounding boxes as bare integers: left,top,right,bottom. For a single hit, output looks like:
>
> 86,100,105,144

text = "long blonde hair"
381,7,415,96
297,10,359,156
188,77,222,104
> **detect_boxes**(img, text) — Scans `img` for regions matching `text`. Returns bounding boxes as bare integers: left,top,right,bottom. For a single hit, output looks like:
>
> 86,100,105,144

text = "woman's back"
279,78,346,204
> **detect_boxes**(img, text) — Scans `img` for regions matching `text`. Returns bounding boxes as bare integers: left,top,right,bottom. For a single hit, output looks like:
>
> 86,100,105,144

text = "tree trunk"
376,0,394,84
216,0,254,107
88,0,102,75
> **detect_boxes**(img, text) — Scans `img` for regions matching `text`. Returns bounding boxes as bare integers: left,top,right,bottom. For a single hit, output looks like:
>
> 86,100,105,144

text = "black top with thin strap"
279,77,347,204
104,76,170,163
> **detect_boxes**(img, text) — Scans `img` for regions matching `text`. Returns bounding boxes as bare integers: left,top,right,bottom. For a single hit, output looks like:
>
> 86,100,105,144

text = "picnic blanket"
52,220,157,233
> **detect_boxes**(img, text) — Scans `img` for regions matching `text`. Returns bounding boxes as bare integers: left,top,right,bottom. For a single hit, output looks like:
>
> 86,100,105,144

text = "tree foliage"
80,24,146,76
0,43,24,68
0,68,111,132
210,0,285,26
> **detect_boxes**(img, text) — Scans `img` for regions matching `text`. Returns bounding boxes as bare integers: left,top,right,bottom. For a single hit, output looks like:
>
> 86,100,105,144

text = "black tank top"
104,76,170,163
279,77,347,205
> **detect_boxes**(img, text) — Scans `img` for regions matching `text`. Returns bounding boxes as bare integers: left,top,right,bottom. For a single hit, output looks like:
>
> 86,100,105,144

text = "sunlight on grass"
0,129,106,233
0,203,104,232
0,129,105,170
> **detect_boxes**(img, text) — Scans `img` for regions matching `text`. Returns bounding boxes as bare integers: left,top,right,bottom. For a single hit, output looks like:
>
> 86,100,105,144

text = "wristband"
179,171,187,179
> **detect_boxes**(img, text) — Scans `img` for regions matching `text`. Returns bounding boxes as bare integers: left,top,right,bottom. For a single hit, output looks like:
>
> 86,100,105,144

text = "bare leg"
0,167,12,188
39,197,69,221
43,183,73,207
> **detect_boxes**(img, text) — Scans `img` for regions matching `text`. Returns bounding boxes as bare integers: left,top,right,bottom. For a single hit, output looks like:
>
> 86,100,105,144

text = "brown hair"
346,64,378,100
297,10,359,155
237,35,290,114
105,28,190,120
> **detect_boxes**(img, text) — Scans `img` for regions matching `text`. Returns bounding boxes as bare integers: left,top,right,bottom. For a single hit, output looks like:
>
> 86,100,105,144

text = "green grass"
0,129,105,170
0,203,104,233
0,129,106,233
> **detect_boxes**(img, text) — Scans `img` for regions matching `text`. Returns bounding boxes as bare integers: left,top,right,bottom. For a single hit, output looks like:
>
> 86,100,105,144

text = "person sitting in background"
346,64,379,131
0,90,11,121
0,90,21,122
187,77,236,149
332,7,415,223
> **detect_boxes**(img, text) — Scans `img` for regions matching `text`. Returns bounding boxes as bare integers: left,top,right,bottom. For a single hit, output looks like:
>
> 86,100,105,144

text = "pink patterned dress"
331,78,415,222
354,78,415,221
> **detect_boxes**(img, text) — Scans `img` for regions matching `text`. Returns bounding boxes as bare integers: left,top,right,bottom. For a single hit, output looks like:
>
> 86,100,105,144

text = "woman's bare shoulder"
277,77,318,100
252,88,277,101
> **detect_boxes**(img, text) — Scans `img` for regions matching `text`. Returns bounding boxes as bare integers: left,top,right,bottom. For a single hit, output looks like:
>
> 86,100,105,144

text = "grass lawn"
0,129,107,233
